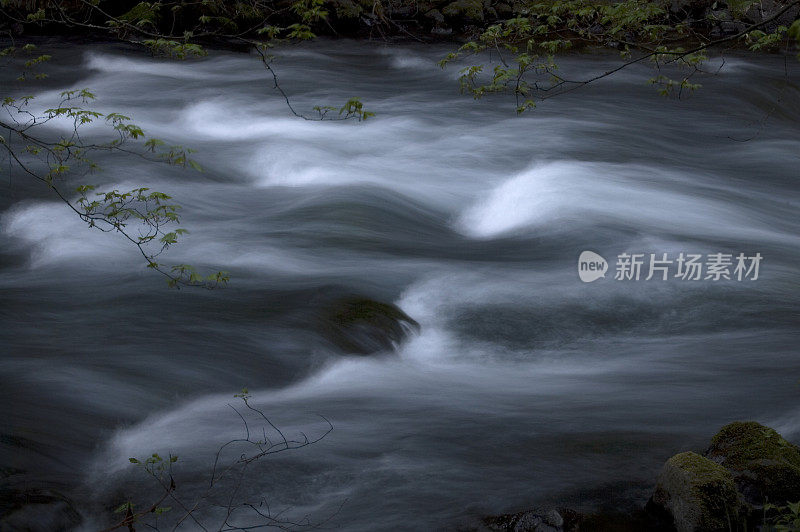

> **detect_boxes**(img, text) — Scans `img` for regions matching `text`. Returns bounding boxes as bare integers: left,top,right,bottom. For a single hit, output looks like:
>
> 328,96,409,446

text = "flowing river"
1,39,799,530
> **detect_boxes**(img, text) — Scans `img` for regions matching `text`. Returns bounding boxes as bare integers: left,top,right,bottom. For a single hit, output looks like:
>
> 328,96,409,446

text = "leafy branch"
2,1,376,122
1,46,228,288
439,0,800,111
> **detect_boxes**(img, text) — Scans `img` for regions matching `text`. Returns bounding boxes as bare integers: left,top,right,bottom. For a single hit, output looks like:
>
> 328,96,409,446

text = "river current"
1,40,799,530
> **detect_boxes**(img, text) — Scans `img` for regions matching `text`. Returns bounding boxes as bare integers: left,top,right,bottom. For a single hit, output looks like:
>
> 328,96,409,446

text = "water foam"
1,201,129,267
458,160,798,243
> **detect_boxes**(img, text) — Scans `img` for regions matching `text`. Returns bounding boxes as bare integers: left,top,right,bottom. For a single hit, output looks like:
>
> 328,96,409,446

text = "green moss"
329,298,414,327
318,297,420,355
653,452,743,531
709,422,800,470
670,451,735,486
655,452,742,531
708,422,800,505
668,451,738,512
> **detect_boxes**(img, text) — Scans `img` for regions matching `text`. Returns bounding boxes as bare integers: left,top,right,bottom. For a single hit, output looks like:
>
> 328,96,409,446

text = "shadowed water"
1,40,799,530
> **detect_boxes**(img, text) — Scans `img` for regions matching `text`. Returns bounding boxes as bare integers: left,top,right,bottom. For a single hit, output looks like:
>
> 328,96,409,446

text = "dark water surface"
1,40,799,530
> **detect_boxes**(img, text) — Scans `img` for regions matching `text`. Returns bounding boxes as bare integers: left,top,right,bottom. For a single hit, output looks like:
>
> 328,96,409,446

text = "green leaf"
114,501,133,513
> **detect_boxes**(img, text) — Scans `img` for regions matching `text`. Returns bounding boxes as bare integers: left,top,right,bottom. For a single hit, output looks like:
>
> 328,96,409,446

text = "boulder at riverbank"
651,452,743,532
650,422,800,530
705,421,800,506
479,421,800,532
648,422,800,531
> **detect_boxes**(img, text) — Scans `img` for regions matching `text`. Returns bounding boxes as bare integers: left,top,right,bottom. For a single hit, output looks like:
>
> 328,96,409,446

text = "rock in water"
651,451,743,532
705,421,800,506
318,297,420,355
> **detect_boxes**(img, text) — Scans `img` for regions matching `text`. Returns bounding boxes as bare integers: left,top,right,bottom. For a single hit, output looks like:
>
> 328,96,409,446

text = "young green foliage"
0,54,227,289
439,0,800,111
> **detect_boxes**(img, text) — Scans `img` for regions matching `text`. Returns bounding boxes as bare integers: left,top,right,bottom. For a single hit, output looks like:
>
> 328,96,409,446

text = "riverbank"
3,0,799,49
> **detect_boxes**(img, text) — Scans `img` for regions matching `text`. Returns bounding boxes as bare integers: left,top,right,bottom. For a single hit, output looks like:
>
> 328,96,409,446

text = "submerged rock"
651,451,743,532
317,296,419,355
705,421,800,506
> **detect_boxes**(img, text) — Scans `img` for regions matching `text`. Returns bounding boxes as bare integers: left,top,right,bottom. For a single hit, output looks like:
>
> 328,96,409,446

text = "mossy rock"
442,0,485,20
705,421,800,506
651,451,744,532
317,296,420,355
